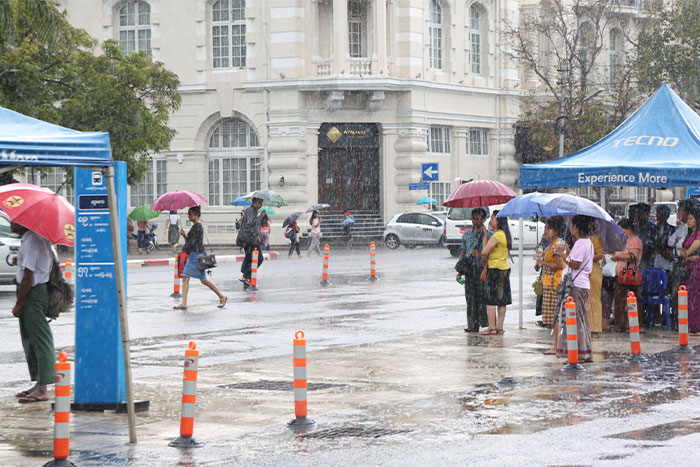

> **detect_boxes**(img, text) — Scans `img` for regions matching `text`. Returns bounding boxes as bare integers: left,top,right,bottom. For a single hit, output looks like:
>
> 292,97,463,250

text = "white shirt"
16,230,53,286
668,222,688,257
169,214,179,225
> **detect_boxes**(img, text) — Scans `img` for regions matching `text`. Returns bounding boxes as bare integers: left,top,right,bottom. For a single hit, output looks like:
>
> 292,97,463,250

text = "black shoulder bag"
197,226,217,271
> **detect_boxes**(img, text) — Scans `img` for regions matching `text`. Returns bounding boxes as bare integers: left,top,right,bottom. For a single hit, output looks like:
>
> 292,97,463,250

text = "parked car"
443,205,544,257
384,212,445,249
0,210,20,285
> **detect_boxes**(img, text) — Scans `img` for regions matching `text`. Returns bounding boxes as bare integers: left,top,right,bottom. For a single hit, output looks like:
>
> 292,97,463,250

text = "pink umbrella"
443,180,516,208
151,190,208,211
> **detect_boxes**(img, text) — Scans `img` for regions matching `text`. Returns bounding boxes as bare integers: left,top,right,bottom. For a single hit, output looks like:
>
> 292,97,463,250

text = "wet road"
1,246,700,466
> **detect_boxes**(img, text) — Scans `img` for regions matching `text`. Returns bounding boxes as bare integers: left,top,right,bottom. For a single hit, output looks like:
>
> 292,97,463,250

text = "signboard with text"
74,162,127,404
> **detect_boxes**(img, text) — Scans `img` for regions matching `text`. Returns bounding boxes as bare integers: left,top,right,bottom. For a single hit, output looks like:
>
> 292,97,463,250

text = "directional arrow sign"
421,162,439,182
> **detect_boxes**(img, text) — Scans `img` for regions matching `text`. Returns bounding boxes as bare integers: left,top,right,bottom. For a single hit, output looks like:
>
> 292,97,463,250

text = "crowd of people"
456,198,700,360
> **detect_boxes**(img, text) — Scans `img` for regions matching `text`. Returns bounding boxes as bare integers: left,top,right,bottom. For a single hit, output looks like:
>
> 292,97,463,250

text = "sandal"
478,329,496,336
217,297,228,309
496,329,505,335
543,349,557,355
173,304,188,310
18,395,49,403
464,328,476,333
15,389,33,398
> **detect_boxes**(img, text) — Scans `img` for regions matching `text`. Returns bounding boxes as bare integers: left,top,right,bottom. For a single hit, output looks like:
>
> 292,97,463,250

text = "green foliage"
636,0,700,109
0,0,181,184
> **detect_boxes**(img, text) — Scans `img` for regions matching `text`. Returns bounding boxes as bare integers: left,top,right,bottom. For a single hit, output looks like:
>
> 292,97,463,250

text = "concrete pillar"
391,126,428,213
497,130,518,188
375,0,387,74
332,0,348,74
267,134,310,206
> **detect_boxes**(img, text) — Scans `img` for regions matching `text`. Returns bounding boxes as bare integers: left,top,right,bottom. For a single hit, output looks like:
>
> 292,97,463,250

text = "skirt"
556,287,592,360
182,252,207,281
484,268,512,306
168,224,180,244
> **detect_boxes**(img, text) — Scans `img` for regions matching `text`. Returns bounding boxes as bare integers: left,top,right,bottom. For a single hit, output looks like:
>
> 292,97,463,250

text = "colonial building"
59,0,522,241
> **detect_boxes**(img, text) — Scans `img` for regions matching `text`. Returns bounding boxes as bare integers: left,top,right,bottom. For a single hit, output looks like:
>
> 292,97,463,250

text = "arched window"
609,29,622,84
207,118,261,206
469,5,482,74
212,0,247,69
429,0,443,69
118,1,151,54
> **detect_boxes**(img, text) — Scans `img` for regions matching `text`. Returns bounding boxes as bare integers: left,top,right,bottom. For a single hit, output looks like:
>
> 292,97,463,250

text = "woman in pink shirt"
554,215,594,362
610,218,643,331
308,210,322,256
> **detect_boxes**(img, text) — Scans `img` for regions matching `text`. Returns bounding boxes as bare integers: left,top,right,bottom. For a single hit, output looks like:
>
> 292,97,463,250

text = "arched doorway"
317,123,380,212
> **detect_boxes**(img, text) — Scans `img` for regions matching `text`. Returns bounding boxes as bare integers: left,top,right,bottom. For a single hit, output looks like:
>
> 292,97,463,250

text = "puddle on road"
607,418,700,441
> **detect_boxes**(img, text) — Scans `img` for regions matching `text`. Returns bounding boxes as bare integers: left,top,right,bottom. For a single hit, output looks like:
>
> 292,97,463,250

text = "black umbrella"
283,212,304,227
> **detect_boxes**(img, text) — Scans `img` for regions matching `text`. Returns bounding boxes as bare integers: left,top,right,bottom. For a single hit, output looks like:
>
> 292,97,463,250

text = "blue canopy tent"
0,106,137,442
520,84,700,190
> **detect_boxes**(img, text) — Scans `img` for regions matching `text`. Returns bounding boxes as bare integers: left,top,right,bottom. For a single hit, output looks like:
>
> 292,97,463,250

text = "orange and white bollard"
626,291,645,361
369,241,377,281
562,296,585,373
674,286,695,354
320,244,330,286
45,352,72,467
250,248,259,291
171,254,182,298
288,330,315,429
169,341,203,448
63,258,73,282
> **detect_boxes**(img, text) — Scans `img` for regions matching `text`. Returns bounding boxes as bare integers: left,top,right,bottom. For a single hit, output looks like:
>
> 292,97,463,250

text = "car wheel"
448,246,460,257
385,234,400,249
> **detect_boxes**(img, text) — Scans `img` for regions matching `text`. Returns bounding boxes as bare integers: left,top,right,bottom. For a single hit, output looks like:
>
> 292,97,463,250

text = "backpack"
285,226,294,239
342,216,355,227
47,258,74,320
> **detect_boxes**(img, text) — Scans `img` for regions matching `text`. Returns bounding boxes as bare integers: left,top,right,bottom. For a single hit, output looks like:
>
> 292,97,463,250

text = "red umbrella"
0,183,75,246
151,190,208,211
443,180,516,208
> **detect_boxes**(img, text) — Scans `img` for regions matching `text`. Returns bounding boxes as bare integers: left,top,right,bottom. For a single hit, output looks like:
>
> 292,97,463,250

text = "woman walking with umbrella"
174,206,226,309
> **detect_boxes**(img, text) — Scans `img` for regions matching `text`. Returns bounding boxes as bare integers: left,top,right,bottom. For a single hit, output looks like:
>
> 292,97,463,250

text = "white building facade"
61,0,522,241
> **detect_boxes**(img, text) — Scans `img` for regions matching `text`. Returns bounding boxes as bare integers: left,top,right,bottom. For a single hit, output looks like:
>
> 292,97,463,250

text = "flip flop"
496,329,505,334
217,297,228,309
18,395,49,403
543,349,557,355
173,304,188,310
478,329,495,336
15,389,32,398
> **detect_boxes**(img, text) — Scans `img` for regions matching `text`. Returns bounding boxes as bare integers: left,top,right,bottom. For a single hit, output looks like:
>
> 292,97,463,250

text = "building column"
267,127,312,206
497,129,518,188
387,126,428,214
332,0,348,74
375,0,387,74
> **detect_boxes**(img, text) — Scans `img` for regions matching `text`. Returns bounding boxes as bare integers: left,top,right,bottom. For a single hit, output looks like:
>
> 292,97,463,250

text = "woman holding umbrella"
308,210,322,256
174,206,227,310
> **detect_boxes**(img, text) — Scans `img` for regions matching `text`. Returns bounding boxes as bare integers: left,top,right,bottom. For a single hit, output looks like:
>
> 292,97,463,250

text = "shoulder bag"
197,227,217,271
617,252,642,286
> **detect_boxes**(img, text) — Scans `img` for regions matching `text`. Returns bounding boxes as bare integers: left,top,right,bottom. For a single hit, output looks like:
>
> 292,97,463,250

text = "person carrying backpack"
341,212,355,249
286,220,301,258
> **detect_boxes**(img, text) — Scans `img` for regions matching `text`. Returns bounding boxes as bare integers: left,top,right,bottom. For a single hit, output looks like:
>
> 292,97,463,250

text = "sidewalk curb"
126,251,279,268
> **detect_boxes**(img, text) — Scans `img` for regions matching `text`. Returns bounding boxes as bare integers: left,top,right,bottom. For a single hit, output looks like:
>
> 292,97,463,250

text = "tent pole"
600,187,606,210
104,165,137,444
518,190,524,330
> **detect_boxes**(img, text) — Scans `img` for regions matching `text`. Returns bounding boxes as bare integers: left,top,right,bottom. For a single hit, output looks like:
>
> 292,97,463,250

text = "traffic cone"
169,342,203,448
287,330,315,430
562,296,585,373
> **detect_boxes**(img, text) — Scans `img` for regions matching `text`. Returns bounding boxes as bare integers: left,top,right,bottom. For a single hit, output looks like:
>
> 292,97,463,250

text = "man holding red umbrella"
11,221,55,403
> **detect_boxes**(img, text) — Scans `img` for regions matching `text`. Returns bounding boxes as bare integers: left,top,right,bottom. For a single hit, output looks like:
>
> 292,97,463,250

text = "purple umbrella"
151,190,208,211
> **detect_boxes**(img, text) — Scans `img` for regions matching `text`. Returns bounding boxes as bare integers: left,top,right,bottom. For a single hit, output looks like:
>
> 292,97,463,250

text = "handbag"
532,271,543,296
617,252,642,286
197,229,217,271
455,256,470,276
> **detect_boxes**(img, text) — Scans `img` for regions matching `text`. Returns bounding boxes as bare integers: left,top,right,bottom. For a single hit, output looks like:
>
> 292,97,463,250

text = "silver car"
383,212,445,249
0,211,20,285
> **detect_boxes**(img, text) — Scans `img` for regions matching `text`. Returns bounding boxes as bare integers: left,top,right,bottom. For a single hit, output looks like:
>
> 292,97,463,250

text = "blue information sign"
687,187,700,200
74,162,127,404
409,183,430,190
421,163,439,182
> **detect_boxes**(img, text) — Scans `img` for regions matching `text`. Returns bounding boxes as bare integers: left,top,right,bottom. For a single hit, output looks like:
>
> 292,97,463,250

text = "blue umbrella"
496,192,571,218
417,197,437,205
232,196,251,206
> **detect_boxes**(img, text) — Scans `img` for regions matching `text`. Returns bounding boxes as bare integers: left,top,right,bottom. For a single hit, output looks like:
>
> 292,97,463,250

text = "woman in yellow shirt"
537,217,567,329
479,210,513,335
